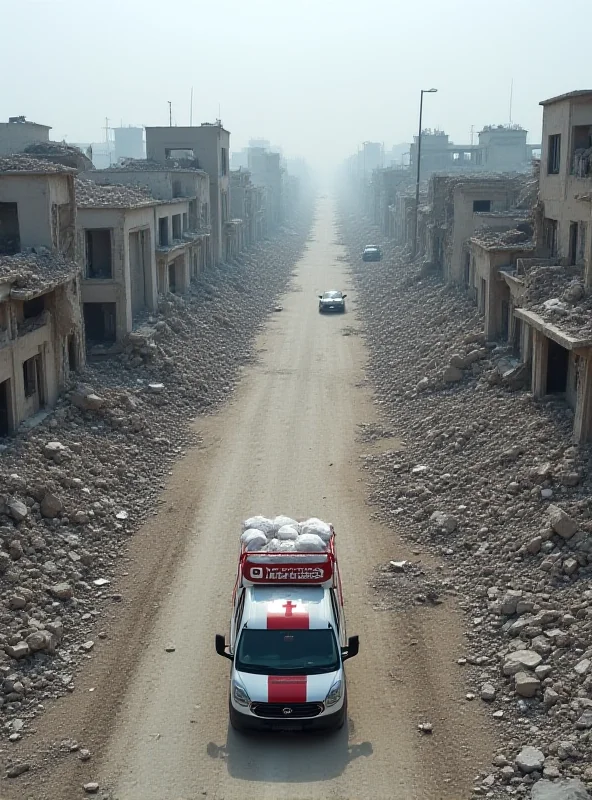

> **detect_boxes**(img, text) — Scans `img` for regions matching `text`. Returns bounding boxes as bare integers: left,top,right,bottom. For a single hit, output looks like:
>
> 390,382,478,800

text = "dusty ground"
5,198,495,800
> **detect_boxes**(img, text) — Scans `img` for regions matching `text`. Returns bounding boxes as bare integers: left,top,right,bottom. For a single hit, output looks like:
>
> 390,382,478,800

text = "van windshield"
235,629,340,675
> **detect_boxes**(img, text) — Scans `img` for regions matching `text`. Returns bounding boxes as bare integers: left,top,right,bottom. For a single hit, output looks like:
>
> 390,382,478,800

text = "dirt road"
16,199,493,800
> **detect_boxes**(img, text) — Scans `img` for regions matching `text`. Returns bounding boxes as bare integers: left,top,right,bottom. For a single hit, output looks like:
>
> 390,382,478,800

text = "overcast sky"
2,0,590,174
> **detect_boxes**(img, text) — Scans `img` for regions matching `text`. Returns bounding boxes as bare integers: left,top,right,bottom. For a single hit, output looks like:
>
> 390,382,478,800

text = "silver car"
318,291,346,313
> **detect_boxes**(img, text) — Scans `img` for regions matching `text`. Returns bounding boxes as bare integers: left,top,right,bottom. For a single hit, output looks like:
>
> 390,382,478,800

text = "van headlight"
233,681,250,707
325,680,342,707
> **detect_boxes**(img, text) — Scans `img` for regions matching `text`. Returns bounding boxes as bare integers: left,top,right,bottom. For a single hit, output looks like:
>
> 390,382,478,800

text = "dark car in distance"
362,245,382,262
318,291,346,313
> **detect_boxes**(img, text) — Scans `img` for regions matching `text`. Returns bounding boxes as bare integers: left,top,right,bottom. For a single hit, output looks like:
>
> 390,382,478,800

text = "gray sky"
2,0,590,173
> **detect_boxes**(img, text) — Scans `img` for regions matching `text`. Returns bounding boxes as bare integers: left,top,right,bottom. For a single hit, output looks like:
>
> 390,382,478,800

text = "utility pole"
168,101,172,127
411,89,437,260
470,125,474,146
104,117,112,166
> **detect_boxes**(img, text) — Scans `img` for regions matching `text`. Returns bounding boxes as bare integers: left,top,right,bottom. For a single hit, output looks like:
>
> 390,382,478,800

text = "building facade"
146,123,230,264
0,156,84,434
538,90,592,283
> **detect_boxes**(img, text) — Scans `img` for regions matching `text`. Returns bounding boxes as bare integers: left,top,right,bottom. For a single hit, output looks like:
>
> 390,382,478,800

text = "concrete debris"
531,780,590,799
0,252,80,296
338,204,592,794
0,154,75,174
522,264,592,339
75,177,160,209
516,745,545,774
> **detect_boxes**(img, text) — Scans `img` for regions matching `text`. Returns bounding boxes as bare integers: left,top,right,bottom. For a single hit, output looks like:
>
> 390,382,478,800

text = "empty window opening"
543,218,558,257
547,134,561,175
158,217,169,247
168,263,176,293
68,334,77,371
464,252,470,285
546,340,569,394
182,212,188,232
479,278,486,314
85,229,113,279
0,202,20,255
22,356,38,398
513,317,522,357
83,302,117,344
165,148,194,160
172,179,182,198
23,295,45,320
189,200,197,229
569,222,578,266
172,214,182,240
0,379,10,436
473,200,491,213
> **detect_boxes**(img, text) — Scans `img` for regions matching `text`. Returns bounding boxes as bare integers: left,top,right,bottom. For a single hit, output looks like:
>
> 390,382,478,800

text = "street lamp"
411,88,437,260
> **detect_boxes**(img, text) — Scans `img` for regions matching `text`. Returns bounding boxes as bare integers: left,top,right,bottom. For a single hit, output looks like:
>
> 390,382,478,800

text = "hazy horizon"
2,0,590,176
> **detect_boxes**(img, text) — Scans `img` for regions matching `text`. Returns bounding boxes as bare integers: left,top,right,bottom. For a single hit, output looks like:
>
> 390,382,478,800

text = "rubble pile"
522,266,592,340
0,207,312,740
0,253,80,294
0,156,74,175
338,202,592,798
107,158,203,174
23,143,93,172
472,226,534,250
75,178,158,208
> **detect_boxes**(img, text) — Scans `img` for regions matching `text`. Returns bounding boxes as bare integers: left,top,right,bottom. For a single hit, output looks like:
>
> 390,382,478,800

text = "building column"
531,328,549,398
585,213,592,288
573,351,592,443
484,277,498,339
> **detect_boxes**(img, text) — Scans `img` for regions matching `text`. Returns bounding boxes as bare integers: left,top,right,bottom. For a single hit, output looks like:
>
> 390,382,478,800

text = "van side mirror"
341,635,359,661
318,295,323,299
342,294,347,298
215,634,233,660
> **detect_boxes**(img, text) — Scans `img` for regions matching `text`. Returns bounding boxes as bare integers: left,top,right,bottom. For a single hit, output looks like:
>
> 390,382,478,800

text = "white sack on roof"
277,524,299,541
242,516,275,537
294,533,326,552
273,515,300,532
240,529,268,551
300,518,332,542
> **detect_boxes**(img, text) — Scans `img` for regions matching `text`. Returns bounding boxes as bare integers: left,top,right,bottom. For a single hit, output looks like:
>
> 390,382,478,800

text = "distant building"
0,117,51,157
113,127,145,162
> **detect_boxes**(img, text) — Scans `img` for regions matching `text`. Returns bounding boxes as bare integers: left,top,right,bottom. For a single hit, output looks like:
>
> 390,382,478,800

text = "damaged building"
0,117,51,157
230,169,267,249
145,123,230,265
464,94,592,442
83,160,211,276
75,178,161,350
538,90,592,280
0,156,84,435
421,173,531,282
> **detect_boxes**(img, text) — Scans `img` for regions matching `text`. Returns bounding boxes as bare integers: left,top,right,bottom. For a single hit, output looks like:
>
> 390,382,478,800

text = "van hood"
235,668,341,702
